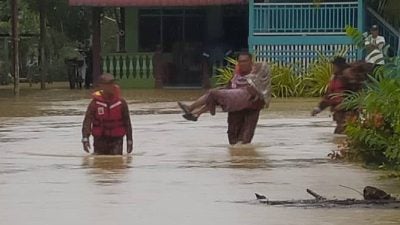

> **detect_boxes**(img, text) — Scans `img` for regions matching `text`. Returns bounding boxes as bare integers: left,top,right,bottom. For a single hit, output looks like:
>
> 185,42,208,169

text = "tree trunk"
10,0,19,96
39,0,48,89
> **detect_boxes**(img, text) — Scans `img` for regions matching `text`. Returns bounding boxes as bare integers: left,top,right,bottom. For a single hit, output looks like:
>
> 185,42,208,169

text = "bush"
270,63,305,97
214,58,305,97
214,57,236,86
214,51,347,98
342,64,400,168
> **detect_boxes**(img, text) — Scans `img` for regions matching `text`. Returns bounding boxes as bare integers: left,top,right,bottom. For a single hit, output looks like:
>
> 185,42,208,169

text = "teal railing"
249,0,362,68
102,53,154,88
252,1,359,35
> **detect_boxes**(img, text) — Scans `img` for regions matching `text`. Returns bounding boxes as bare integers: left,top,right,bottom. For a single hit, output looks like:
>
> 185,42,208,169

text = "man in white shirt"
365,25,386,66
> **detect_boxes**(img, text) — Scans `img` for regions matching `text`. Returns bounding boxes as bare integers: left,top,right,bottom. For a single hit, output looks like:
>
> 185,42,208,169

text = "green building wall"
125,8,139,53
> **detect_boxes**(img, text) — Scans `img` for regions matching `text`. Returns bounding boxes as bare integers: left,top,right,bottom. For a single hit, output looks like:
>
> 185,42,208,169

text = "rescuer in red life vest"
81,74,133,155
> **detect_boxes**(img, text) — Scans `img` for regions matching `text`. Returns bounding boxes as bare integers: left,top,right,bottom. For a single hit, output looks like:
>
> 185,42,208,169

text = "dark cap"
370,25,379,31
98,73,116,84
331,56,347,66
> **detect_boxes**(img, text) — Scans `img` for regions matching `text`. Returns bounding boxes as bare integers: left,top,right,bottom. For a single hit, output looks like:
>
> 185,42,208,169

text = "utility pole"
39,0,48,89
11,0,19,96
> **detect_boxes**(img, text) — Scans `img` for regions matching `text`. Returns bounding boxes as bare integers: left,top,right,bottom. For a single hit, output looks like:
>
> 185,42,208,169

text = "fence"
102,52,154,88
249,0,361,68
252,1,358,35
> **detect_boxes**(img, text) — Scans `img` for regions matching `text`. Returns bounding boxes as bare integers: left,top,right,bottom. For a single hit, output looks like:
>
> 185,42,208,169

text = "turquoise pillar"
248,0,254,54
357,0,365,59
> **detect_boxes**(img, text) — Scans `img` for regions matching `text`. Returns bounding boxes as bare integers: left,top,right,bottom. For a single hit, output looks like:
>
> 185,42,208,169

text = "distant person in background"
82,74,133,155
365,25,386,69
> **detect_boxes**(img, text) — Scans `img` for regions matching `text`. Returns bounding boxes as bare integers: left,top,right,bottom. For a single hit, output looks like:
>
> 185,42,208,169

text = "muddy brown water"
1,87,399,225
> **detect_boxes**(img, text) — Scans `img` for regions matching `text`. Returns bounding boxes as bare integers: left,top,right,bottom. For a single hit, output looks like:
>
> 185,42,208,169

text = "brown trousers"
227,109,261,145
93,137,124,155
333,110,358,134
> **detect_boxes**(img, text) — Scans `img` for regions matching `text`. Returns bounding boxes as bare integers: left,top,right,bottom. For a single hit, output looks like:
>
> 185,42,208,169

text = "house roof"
69,0,247,7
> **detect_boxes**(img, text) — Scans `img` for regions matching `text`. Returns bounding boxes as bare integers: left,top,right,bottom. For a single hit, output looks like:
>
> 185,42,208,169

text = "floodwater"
1,87,399,225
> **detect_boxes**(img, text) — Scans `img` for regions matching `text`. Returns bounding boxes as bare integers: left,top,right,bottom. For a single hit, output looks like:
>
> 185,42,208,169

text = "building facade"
69,0,366,88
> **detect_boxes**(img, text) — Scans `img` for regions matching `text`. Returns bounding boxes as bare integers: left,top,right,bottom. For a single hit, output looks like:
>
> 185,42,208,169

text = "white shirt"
365,35,386,65
366,49,385,65
365,35,386,49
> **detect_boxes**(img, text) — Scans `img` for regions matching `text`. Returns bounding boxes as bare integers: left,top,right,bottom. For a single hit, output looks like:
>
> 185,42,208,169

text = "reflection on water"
228,144,269,169
82,155,133,186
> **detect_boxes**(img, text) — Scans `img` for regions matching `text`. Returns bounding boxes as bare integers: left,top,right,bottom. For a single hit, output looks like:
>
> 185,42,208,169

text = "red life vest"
91,90,126,138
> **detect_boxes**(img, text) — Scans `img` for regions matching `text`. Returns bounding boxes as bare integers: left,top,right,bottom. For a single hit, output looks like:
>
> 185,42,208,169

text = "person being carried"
178,58,271,121
81,74,133,155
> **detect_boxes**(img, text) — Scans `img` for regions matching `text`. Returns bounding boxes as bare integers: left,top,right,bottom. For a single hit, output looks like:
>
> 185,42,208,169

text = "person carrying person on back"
311,57,351,134
81,74,133,155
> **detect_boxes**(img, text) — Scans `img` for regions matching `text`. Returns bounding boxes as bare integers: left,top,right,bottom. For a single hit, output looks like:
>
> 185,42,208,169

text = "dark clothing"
316,74,348,134
317,65,367,134
227,109,261,145
82,93,132,155
333,110,358,134
318,76,345,112
93,137,123,155
224,65,269,145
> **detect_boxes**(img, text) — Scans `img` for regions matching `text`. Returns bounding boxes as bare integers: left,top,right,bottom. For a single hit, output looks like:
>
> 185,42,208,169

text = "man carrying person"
178,52,272,145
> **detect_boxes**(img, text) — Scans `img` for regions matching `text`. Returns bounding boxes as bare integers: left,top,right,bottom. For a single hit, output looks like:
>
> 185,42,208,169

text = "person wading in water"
81,74,133,155
312,57,370,134
178,52,272,145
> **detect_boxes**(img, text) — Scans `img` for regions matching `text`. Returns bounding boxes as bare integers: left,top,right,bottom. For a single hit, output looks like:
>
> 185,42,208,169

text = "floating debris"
256,186,400,208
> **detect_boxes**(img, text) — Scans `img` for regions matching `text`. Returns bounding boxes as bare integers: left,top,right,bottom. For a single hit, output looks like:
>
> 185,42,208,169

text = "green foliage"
342,63,400,168
270,63,305,98
214,57,237,86
345,25,366,49
343,24,400,168
214,49,349,98
304,48,349,97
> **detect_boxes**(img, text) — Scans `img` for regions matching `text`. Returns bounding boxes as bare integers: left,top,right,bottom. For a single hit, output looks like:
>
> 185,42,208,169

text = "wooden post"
39,0,48,89
92,7,102,84
10,0,19,96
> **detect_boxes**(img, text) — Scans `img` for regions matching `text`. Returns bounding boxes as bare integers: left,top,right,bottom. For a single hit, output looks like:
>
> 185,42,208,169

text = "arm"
263,70,272,109
314,79,342,113
248,62,272,108
376,37,385,50
121,99,133,153
82,100,95,152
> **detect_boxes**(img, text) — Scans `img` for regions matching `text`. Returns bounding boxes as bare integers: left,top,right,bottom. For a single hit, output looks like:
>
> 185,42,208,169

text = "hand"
127,140,133,154
311,107,321,116
82,141,91,153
